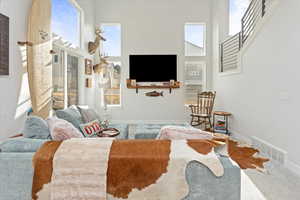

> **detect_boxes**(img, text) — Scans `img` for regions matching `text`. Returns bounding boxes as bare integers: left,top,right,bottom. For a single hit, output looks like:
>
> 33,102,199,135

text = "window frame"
184,23,207,57
228,0,251,36
69,0,84,49
184,61,207,106
100,23,122,108
100,23,122,58
52,0,83,49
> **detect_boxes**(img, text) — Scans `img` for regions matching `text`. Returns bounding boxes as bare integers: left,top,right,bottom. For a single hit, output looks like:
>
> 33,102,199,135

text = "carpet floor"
242,162,300,200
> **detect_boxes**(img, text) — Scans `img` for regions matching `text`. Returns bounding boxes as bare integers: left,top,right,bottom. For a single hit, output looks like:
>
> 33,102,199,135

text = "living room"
1,0,300,199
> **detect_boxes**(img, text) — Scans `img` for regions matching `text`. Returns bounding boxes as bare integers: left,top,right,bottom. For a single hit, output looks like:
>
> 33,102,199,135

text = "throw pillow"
77,106,101,123
47,117,84,141
55,105,83,130
80,120,103,137
22,116,51,139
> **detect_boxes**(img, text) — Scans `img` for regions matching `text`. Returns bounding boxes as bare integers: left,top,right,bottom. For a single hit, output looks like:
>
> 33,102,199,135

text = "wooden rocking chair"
189,91,216,129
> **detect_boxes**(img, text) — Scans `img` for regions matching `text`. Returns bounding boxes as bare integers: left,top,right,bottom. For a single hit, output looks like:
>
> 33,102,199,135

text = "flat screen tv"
129,55,177,82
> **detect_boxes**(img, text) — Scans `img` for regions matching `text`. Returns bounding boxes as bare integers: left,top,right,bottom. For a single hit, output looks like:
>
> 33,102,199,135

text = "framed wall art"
0,13,9,76
85,58,93,75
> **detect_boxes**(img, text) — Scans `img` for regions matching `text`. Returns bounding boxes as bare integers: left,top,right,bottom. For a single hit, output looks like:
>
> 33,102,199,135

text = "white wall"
95,0,213,123
74,0,96,107
213,0,300,167
0,0,32,139
0,0,95,139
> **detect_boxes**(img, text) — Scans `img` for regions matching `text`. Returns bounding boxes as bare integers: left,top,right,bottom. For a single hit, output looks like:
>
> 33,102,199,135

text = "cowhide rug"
158,126,269,171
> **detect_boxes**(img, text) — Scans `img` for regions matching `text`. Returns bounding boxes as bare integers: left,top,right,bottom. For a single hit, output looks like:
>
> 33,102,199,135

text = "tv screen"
129,55,177,82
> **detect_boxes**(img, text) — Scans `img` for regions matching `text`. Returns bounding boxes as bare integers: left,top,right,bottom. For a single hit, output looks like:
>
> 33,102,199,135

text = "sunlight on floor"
241,170,267,200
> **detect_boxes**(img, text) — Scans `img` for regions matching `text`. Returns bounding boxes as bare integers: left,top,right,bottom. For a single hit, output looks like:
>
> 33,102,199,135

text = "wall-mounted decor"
86,78,92,88
88,28,106,55
27,0,52,118
85,58,93,75
0,13,9,76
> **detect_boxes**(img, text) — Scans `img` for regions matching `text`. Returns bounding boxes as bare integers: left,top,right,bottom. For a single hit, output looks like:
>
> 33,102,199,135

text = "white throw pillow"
47,117,84,141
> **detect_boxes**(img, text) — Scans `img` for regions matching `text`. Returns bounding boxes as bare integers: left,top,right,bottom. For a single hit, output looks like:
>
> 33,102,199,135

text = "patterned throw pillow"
47,117,84,141
80,120,103,137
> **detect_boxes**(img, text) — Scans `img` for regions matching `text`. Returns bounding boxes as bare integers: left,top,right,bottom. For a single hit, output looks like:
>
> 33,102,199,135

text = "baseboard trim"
230,131,253,144
230,131,300,177
286,160,300,177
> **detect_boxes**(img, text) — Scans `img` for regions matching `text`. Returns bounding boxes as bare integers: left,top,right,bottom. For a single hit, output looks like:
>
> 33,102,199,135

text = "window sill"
218,67,242,77
106,105,122,109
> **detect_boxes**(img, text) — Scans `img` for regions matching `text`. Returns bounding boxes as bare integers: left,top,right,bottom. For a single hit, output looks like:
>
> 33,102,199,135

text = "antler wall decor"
88,28,106,55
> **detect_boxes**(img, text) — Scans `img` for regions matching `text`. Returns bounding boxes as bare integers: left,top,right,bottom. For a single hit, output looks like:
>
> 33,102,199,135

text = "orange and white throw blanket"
32,138,114,200
32,139,225,200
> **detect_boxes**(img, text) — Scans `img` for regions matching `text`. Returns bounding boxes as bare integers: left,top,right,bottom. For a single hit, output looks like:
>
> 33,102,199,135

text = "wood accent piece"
0,13,9,75
126,79,180,94
86,78,92,88
189,91,216,129
85,59,93,75
212,111,232,135
9,134,24,138
27,0,52,119
214,111,232,116
17,41,33,46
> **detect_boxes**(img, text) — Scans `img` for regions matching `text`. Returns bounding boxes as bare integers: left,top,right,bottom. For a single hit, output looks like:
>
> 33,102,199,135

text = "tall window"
101,24,121,57
101,24,122,106
52,0,81,47
184,23,207,105
185,23,206,57
229,0,250,35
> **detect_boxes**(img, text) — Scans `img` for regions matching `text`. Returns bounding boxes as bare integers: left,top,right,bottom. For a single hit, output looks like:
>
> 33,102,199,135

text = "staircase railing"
220,0,267,72
220,32,241,72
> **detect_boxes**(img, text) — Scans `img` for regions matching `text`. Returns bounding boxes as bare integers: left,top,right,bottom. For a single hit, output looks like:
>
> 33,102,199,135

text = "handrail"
220,0,267,72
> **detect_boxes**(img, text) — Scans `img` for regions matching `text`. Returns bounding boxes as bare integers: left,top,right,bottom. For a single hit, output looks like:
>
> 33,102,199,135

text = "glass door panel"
52,48,65,110
67,54,79,106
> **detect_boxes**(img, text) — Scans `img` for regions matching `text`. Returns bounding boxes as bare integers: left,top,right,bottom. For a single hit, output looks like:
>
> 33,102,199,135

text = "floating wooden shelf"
126,79,180,94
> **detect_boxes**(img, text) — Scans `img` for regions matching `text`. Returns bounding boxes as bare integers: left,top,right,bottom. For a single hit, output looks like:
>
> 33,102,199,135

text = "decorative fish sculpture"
145,91,164,97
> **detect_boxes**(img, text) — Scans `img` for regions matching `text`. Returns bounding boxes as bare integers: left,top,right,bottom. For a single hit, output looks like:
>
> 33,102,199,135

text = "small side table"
213,111,232,135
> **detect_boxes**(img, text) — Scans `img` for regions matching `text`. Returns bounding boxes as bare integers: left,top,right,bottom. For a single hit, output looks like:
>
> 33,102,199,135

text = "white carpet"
242,162,300,200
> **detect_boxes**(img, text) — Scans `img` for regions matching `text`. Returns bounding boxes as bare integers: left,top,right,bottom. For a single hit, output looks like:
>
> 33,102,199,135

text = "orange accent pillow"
80,120,103,137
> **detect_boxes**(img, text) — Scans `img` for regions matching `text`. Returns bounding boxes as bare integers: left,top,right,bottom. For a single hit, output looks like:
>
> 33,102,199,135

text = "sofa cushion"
0,138,48,152
22,116,51,139
109,123,129,139
135,133,158,140
134,123,190,139
55,105,83,130
47,117,84,141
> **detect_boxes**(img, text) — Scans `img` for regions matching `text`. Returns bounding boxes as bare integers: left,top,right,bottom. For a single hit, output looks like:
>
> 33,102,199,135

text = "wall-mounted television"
129,55,177,82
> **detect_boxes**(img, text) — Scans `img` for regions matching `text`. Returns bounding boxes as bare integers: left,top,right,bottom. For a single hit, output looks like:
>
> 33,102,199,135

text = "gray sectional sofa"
0,106,241,200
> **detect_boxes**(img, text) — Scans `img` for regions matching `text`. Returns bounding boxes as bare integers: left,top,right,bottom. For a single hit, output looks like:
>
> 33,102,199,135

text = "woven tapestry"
0,13,9,75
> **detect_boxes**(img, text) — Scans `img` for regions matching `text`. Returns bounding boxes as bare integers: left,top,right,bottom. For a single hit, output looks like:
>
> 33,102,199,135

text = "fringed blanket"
32,138,114,200
32,139,224,200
